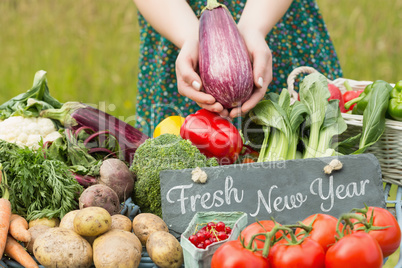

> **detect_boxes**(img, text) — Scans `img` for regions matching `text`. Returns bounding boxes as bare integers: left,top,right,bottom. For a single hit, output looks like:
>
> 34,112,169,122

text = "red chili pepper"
180,109,243,165
343,90,364,112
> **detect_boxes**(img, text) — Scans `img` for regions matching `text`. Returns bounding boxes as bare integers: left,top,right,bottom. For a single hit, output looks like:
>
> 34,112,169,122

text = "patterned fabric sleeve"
135,0,342,136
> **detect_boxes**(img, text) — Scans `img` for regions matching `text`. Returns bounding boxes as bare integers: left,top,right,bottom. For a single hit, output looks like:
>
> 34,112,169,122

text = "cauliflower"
0,116,61,149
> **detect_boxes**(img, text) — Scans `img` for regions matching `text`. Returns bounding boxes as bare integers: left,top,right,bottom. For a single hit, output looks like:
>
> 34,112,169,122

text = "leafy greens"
0,140,83,220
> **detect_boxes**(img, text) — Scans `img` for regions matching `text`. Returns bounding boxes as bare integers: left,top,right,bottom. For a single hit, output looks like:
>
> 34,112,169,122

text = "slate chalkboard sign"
160,154,385,235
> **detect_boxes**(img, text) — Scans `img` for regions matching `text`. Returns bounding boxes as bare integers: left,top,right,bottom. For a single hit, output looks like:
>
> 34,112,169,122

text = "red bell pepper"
240,145,259,163
297,83,347,113
328,83,347,113
180,109,243,165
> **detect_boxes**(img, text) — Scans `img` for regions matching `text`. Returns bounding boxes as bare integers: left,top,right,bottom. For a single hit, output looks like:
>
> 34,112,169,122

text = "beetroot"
99,158,135,202
199,0,254,108
73,158,134,203
79,184,120,215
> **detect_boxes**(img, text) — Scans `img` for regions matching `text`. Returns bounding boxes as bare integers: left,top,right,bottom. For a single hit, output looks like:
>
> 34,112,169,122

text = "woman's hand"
176,30,272,120
176,34,271,119
229,28,272,118
176,39,229,117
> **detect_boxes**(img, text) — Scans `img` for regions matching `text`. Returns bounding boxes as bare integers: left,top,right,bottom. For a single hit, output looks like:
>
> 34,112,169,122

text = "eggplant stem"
203,0,227,11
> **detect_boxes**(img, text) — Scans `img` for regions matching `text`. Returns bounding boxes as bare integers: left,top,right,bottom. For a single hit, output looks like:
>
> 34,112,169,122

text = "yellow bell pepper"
153,116,185,138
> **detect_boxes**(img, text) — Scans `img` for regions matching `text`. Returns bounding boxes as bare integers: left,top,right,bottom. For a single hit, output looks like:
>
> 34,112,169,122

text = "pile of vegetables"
211,205,401,268
241,73,394,162
334,79,402,123
0,69,144,215
0,69,216,267
0,0,400,265
0,70,155,267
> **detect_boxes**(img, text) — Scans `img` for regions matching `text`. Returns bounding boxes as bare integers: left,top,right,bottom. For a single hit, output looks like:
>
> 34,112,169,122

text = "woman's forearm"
237,0,293,36
133,0,199,48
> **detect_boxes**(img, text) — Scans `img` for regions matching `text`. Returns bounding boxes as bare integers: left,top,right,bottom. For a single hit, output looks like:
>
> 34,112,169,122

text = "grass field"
1,0,401,119
0,0,401,266
0,0,140,122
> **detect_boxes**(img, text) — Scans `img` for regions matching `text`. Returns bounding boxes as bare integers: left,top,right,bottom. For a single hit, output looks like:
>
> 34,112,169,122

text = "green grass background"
0,0,401,266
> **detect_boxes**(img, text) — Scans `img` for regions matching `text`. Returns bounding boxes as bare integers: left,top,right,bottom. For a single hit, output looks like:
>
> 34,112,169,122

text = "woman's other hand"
176,39,229,117
232,0,293,118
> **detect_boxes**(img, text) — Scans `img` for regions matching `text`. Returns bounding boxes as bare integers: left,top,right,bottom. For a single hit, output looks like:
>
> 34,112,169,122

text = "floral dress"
135,0,343,136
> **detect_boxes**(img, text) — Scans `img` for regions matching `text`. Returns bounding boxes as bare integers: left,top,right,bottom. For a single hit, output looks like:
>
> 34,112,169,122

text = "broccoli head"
130,134,218,217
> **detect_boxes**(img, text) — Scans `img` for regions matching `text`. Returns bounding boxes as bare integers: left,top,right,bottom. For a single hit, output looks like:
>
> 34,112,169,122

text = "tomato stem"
336,213,368,239
349,204,369,215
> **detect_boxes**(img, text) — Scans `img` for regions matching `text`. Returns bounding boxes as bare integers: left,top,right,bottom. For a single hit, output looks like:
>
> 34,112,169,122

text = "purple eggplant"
40,102,149,163
199,0,254,109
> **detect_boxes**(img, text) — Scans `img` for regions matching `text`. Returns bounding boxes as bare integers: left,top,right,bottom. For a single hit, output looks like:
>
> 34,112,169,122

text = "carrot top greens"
0,140,83,221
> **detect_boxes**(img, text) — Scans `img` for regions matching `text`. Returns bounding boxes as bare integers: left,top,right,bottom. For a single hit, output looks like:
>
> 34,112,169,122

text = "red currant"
217,231,228,241
196,242,205,249
207,222,216,231
225,226,232,234
216,221,226,232
204,239,212,248
196,232,206,242
204,231,212,239
189,235,198,245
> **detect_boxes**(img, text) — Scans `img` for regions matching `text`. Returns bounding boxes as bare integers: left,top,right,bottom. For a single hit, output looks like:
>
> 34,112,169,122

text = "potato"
24,225,51,254
132,213,168,245
33,227,93,268
60,209,95,244
29,217,60,228
146,231,184,268
93,229,142,268
111,214,132,232
59,209,80,231
74,207,112,237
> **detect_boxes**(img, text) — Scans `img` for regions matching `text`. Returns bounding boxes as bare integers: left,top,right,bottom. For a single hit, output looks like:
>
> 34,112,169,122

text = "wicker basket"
287,66,402,186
